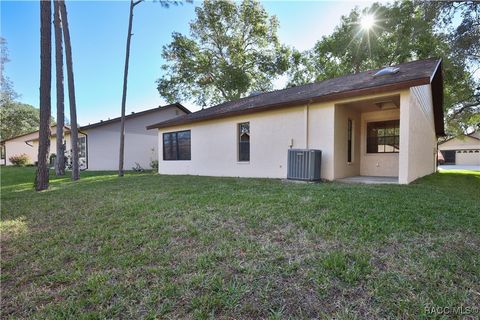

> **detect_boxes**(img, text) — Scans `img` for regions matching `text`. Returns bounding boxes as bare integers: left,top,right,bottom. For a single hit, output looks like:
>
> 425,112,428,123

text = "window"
78,136,86,158
0,144,5,160
347,119,353,162
163,130,191,160
367,120,400,153
238,122,250,162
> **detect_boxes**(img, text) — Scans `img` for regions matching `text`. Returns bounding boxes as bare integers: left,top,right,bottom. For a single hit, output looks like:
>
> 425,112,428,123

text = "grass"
1,167,479,319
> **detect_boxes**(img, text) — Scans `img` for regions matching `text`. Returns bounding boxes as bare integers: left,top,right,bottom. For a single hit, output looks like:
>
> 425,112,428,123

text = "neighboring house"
1,103,190,170
0,125,80,166
438,132,480,165
80,103,190,170
148,59,444,184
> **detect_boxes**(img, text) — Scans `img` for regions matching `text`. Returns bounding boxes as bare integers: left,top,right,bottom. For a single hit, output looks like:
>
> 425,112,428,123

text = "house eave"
147,77,431,130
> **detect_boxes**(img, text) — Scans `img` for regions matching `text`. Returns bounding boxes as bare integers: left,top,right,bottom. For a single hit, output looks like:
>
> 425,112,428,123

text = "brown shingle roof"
147,58,444,135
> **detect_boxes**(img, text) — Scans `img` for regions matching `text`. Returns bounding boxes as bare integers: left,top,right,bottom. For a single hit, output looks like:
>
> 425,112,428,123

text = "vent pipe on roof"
249,91,262,97
373,67,400,78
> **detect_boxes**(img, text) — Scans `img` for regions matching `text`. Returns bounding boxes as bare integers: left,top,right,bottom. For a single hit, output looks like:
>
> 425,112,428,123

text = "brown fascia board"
430,59,445,136
147,77,431,130
80,103,191,131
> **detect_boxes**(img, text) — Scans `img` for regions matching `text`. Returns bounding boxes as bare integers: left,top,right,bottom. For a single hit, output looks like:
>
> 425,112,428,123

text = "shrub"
9,154,29,167
150,160,159,171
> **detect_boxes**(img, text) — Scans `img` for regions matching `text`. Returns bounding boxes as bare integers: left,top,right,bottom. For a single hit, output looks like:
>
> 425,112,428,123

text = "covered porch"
332,89,437,184
332,94,402,184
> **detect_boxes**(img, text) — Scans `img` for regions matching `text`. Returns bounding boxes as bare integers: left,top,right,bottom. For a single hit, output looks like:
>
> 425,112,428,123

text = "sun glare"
360,14,375,30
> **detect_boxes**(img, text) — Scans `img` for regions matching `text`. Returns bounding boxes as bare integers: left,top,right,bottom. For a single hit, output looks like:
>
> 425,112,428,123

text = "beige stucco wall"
29,132,85,163
156,89,438,183
333,105,361,179
84,107,185,171
3,127,73,165
157,102,337,180
399,85,437,184
307,103,336,180
3,132,39,165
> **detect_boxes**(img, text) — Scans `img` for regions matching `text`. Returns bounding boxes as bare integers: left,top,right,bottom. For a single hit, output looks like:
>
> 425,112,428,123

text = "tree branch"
133,0,144,7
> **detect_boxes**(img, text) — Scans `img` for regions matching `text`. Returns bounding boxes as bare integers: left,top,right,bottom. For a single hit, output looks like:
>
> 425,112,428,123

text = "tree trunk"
35,0,52,191
54,0,65,176
59,0,79,181
118,0,135,177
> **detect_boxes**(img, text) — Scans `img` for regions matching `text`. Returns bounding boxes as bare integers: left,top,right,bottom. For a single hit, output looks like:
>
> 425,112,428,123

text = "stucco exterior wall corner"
398,90,411,184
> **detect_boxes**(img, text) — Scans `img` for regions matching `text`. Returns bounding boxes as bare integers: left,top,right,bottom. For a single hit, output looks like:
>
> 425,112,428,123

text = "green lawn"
1,167,479,319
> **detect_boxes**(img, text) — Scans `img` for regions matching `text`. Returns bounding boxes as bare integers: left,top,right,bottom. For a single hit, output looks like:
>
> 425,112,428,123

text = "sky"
1,0,385,125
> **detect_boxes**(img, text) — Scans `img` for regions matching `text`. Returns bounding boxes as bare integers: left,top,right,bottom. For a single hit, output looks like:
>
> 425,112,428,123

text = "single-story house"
80,103,190,170
0,125,79,166
1,103,190,170
438,132,480,165
147,58,444,184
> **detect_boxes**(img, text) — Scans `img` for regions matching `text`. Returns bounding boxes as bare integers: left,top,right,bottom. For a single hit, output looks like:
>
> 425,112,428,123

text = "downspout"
305,100,312,149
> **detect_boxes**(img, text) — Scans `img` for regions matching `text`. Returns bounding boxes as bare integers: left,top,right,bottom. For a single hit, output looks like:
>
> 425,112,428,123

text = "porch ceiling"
337,95,400,113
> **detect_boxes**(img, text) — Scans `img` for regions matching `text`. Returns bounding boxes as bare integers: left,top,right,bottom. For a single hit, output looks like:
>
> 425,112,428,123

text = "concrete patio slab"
438,165,480,171
336,176,399,184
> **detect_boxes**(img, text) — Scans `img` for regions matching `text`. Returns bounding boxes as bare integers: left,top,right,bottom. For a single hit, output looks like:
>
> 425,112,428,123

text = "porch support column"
398,90,410,184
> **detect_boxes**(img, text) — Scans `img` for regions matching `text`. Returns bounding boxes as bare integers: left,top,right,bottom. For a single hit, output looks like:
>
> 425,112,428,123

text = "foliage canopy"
157,0,289,107
286,1,479,134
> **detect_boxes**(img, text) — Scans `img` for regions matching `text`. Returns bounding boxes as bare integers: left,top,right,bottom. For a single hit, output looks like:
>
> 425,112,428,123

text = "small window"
457,150,461,153
475,150,479,153
78,136,87,158
347,119,353,162
238,122,250,162
367,120,400,153
469,150,473,153
163,130,191,160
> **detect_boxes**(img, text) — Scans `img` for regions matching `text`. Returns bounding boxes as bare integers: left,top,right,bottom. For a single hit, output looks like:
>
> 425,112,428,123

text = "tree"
118,0,141,177
59,0,79,180
156,0,290,108
35,0,52,191
0,102,43,140
286,0,479,135
118,0,190,177
422,1,480,133
54,0,65,176
0,37,20,106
